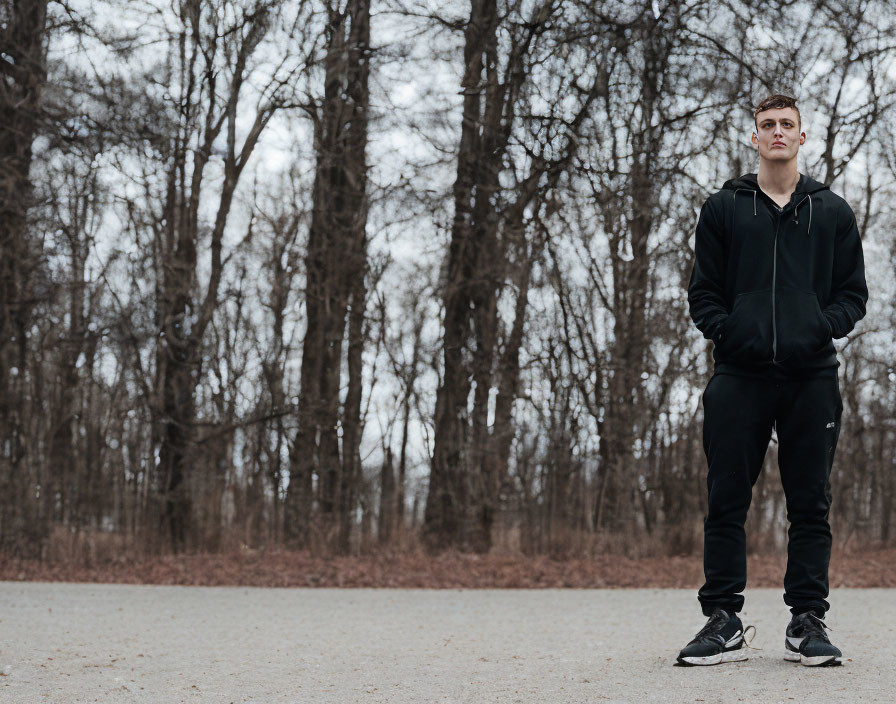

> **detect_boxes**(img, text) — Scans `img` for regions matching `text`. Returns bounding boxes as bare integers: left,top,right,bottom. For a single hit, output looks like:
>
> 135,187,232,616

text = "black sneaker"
784,612,842,667
676,608,753,666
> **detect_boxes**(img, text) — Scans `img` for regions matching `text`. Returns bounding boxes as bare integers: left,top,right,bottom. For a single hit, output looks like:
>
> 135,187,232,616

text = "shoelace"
694,612,760,651
742,624,760,651
800,613,833,643
693,610,729,641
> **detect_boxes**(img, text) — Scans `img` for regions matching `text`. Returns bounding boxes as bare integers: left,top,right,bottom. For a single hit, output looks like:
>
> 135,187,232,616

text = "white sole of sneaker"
784,650,842,667
679,650,749,666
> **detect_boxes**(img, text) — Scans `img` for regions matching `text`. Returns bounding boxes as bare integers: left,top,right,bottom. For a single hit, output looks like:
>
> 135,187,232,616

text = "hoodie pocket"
717,289,774,363
775,289,832,363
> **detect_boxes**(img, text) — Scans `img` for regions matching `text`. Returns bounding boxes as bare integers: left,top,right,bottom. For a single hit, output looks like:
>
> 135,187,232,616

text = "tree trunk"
378,448,395,547
340,250,368,553
0,0,50,555
152,2,279,552
473,234,535,551
285,0,370,551
424,0,500,553
426,0,607,553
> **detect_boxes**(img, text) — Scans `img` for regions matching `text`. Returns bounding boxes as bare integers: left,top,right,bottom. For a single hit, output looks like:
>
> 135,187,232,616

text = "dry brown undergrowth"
2,547,895,588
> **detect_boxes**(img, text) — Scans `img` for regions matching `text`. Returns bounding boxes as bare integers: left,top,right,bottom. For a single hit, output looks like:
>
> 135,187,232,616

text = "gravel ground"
1,583,891,703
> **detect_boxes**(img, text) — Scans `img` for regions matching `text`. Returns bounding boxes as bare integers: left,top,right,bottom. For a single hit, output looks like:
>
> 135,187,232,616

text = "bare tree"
423,0,611,552
0,0,51,555
285,0,371,553
147,0,304,550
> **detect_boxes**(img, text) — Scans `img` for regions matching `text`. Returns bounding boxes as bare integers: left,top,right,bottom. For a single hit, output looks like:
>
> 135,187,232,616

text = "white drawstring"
794,195,812,235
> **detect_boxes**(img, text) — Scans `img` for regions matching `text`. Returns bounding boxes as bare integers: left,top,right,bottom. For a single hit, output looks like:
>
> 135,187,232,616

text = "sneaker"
784,612,842,667
676,607,753,666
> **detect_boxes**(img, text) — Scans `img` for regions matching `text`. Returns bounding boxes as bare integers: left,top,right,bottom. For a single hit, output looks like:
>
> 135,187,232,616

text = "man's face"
751,107,805,163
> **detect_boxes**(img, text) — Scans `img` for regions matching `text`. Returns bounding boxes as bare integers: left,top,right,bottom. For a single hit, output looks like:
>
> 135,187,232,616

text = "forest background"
2,0,895,585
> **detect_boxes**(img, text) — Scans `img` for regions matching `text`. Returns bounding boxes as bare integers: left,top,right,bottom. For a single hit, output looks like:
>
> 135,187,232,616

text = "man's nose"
773,123,785,136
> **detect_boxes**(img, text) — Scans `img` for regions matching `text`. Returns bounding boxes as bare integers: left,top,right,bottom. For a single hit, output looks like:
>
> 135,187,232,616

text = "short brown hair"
753,94,801,128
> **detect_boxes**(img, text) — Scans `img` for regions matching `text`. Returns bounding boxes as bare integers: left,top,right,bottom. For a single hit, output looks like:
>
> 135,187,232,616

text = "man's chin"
762,150,797,160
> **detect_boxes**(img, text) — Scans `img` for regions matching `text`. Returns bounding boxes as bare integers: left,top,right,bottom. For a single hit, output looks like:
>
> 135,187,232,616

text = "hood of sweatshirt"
721,172,828,196
719,173,829,227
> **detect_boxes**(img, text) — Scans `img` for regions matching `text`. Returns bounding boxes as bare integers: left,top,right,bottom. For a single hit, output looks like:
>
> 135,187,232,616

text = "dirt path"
1,583,889,703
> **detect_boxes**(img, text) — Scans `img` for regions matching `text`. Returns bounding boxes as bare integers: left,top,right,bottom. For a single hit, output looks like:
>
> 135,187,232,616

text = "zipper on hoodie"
771,209,780,363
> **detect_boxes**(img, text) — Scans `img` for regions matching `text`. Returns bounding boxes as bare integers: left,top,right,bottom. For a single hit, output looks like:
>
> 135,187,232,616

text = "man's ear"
751,130,758,145
799,131,806,144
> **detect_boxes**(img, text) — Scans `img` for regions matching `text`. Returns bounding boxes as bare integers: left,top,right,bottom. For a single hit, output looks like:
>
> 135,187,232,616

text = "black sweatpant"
698,372,842,617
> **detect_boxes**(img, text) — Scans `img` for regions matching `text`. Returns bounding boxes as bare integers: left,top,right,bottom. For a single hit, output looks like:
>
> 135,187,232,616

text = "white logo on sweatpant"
826,422,835,428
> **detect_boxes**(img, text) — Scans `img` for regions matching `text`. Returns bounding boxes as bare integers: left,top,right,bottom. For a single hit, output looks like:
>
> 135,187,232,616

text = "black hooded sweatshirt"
688,173,868,378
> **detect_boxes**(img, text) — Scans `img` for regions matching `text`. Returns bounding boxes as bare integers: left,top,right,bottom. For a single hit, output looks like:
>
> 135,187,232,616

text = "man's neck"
757,161,800,204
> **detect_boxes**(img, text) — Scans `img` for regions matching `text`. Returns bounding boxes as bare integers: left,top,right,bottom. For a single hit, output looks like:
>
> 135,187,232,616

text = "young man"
678,95,868,667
